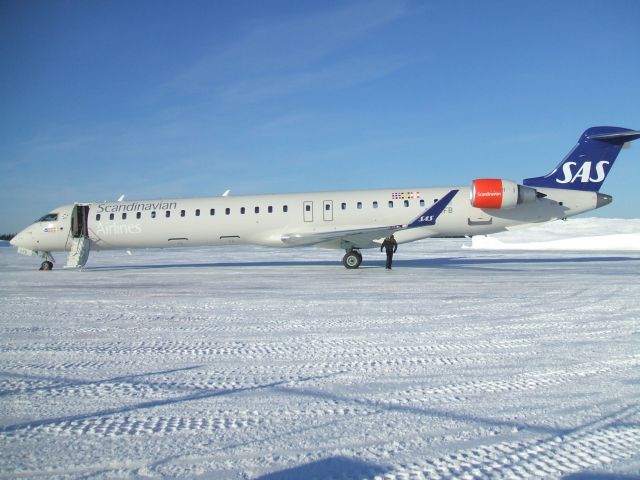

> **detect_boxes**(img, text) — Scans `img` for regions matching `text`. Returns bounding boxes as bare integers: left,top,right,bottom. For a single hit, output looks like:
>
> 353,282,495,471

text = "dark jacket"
380,237,398,253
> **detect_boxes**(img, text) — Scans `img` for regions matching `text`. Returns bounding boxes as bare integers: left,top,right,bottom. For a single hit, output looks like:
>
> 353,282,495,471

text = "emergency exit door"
303,201,313,222
323,200,333,221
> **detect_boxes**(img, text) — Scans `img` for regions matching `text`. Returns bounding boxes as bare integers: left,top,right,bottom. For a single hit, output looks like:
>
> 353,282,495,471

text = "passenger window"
404,200,409,207
373,201,378,209
388,201,394,208
122,213,127,220
283,205,288,213
195,209,200,216
255,206,260,214
225,208,230,215
357,202,362,209
110,213,115,220
341,203,346,210
420,199,425,207
241,207,246,214
268,206,273,213
151,211,156,218
210,208,215,216
181,210,186,217
165,211,170,218
96,214,101,221
136,212,142,219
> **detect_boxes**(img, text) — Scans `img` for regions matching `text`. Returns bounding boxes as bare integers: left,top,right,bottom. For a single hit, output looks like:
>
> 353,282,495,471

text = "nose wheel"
38,252,55,271
342,250,362,269
39,261,54,271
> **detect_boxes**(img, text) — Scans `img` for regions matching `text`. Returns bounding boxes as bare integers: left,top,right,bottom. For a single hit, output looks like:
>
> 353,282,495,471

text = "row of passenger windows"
96,205,283,221
339,199,426,210
95,199,431,221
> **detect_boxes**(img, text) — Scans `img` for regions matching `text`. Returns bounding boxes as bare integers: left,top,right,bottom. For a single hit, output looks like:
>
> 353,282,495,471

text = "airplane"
9,126,640,270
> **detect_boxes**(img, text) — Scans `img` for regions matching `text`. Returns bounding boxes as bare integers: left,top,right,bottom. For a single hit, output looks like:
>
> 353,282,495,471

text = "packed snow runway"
1,219,640,479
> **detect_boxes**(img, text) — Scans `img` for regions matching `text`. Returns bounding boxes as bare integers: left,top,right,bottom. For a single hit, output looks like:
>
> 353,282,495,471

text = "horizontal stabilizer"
588,130,640,143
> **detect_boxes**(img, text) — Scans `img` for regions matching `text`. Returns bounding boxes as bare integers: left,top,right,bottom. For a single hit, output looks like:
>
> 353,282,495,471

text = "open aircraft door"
64,204,92,268
65,204,90,248
72,205,90,238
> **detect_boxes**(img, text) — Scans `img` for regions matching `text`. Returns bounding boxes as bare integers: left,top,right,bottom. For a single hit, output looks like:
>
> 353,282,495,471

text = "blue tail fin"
523,126,640,191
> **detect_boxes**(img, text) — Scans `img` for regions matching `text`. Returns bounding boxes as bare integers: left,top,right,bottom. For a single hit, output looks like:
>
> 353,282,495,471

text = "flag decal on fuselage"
391,191,420,199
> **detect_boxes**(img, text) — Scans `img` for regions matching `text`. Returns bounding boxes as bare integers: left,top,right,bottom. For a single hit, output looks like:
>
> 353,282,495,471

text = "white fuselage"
11,186,602,255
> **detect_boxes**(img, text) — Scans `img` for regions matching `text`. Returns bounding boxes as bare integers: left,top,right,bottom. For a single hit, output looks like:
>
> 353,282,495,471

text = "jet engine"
471,179,540,209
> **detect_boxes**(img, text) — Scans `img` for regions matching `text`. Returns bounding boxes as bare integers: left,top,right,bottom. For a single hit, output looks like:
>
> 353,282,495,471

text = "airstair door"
303,201,313,222
71,205,90,238
65,204,92,268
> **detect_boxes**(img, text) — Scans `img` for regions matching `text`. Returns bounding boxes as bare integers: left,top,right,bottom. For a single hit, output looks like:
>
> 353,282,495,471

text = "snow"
470,218,640,251
1,218,640,479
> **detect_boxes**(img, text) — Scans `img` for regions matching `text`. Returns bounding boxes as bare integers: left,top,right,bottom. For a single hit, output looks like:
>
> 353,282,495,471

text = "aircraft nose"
10,230,29,248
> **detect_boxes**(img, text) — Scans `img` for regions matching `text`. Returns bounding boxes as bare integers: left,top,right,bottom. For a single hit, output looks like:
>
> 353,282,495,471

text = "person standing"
380,234,398,269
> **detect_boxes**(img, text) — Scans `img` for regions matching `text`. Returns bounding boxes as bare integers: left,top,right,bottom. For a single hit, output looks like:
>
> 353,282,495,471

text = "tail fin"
523,126,640,191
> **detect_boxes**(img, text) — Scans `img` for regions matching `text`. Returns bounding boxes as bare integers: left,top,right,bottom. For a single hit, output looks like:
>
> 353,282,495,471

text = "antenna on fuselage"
222,190,230,197
117,194,125,202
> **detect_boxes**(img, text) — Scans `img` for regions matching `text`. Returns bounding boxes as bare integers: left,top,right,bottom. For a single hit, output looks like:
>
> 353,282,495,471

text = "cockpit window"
36,213,58,222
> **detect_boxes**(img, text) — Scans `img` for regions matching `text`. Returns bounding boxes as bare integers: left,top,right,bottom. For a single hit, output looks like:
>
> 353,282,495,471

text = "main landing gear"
342,249,363,269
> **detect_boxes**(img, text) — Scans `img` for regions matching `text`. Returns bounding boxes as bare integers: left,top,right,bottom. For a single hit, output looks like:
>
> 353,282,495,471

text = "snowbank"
469,217,640,251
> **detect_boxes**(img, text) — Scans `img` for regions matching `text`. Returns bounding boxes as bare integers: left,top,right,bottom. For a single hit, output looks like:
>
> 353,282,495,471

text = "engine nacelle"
471,179,539,209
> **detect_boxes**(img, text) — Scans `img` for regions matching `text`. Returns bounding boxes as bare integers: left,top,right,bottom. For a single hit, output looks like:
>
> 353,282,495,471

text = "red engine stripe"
472,179,503,209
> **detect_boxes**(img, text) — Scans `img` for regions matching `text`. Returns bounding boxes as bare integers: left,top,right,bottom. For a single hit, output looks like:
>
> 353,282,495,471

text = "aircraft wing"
280,190,459,248
281,224,404,247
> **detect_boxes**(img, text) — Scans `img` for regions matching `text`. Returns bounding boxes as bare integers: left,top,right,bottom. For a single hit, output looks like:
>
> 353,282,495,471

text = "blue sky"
1,0,639,233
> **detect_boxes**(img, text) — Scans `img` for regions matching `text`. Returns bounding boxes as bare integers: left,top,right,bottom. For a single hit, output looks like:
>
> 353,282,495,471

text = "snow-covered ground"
1,218,640,479
470,218,640,251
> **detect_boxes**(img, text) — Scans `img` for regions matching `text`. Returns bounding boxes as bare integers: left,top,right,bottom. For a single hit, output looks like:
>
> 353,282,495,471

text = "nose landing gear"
38,252,55,271
39,261,54,271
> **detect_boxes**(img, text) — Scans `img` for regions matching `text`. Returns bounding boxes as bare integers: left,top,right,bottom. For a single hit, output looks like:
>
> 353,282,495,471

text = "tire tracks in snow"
380,404,640,479
0,337,531,359
383,355,640,406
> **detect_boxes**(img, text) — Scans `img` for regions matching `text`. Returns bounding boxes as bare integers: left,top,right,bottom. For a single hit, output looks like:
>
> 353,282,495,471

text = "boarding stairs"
64,236,91,269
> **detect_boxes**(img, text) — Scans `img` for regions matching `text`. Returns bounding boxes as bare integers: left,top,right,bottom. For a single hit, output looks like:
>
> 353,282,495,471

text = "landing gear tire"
39,261,53,271
342,251,362,269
